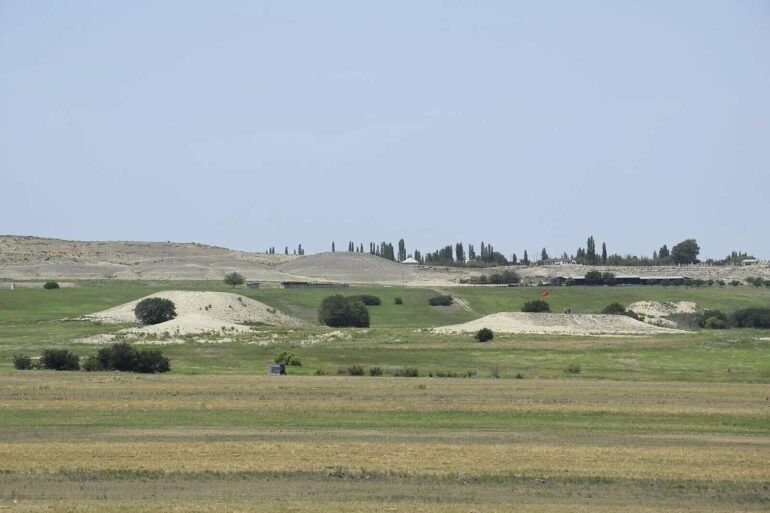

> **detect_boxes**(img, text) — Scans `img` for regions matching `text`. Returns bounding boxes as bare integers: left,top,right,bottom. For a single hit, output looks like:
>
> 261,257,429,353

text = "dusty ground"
434,312,685,336
1,236,768,285
79,291,303,343
628,301,700,328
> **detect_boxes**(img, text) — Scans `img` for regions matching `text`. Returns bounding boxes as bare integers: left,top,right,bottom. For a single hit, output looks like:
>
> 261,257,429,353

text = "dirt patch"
434,312,686,336
78,291,303,343
627,301,700,328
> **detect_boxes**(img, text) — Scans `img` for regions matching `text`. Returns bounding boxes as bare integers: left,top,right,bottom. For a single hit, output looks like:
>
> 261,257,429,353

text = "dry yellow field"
1,374,768,512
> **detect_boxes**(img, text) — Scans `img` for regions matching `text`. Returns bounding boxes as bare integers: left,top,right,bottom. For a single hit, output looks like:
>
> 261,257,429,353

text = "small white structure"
740,259,760,266
400,257,418,265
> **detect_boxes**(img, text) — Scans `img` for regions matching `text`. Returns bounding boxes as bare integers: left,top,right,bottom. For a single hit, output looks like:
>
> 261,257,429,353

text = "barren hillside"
1,236,767,284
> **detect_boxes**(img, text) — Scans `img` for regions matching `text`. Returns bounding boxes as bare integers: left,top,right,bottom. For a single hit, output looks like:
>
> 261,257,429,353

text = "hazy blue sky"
1,1,768,259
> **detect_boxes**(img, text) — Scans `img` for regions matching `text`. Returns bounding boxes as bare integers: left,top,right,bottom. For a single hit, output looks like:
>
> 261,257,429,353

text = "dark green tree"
671,239,700,264
601,242,607,265
134,298,177,324
224,271,245,288
540,248,549,262
398,239,406,262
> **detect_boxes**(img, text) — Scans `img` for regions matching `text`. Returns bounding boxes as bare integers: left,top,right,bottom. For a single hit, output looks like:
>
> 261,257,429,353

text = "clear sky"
1,1,768,260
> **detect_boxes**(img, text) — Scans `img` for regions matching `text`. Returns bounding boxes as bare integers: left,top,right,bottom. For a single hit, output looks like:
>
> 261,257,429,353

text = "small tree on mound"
318,295,370,327
522,300,550,313
134,298,176,325
224,271,245,288
475,328,494,342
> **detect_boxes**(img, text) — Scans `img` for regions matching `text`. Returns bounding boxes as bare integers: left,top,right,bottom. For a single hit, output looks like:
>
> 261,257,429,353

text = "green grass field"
1,282,769,511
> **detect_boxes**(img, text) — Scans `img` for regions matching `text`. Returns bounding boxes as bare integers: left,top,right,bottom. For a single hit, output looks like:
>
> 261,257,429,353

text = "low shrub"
602,303,627,315
339,365,365,376
347,294,381,306
729,280,742,287
82,356,103,372
390,367,419,377
134,298,177,325
96,342,171,373
314,368,328,376
565,278,576,286
275,351,302,366
43,281,60,289
475,327,494,342
733,307,770,329
703,316,728,329
488,270,520,285
522,300,550,313
428,295,453,307
368,366,383,376
12,354,33,370
515,372,525,379
393,297,403,305
40,349,80,371
135,349,171,373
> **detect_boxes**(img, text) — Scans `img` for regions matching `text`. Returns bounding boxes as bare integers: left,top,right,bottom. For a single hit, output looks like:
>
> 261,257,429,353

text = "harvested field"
0,375,768,512
434,312,685,336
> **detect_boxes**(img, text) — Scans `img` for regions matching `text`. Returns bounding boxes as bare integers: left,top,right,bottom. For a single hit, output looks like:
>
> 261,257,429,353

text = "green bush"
318,295,370,327
40,349,80,371
134,298,177,325
733,307,770,329
12,354,33,370
224,271,245,288
565,278,576,286
97,341,138,371
135,349,171,373
347,294,381,306
488,270,520,285
428,295,453,306
730,280,742,287
368,366,384,376
96,342,170,373
703,316,727,329
522,300,550,313
475,327,494,342
82,356,103,372
602,302,627,315
340,365,365,376
43,281,60,289
394,297,403,305
390,367,419,377
275,351,302,366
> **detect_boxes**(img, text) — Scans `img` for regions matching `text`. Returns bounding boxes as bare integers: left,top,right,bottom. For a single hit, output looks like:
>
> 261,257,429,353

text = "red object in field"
542,291,549,297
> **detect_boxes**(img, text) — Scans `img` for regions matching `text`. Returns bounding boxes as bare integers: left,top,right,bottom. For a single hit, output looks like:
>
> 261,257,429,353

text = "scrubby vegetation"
43,281,60,289
428,295,453,306
475,327,494,342
733,307,770,329
40,349,80,371
134,298,177,325
318,295,370,327
224,271,245,288
92,342,170,373
12,353,33,370
522,299,550,313
347,294,381,305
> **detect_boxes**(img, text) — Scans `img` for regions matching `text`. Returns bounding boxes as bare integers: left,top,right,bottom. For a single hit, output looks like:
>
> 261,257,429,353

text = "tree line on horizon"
270,237,755,268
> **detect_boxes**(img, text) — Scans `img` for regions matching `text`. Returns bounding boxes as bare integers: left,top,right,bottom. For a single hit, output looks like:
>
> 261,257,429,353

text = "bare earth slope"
434,312,685,336
2,236,768,284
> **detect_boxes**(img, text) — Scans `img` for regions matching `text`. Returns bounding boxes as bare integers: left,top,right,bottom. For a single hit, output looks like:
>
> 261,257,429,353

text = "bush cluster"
134,298,177,325
92,342,170,373
475,327,494,342
12,354,33,370
522,300,550,313
428,295,453,306
733,307,770,329
393,297,403,305
337,366,418,377
43,281,60,289
347,294,381,306
318,295,370,327
488,270,520,285
41,349,80,370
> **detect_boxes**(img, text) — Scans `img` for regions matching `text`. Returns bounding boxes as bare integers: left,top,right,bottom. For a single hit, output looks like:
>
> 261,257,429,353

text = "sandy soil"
627,301,700,328
434,312,685,336
79,291,303,343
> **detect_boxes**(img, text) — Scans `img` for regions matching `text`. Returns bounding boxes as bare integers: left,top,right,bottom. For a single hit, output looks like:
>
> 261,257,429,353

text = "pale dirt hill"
627,301,701,328
434,312,685,336
85,290,303,326
79,291,304,343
